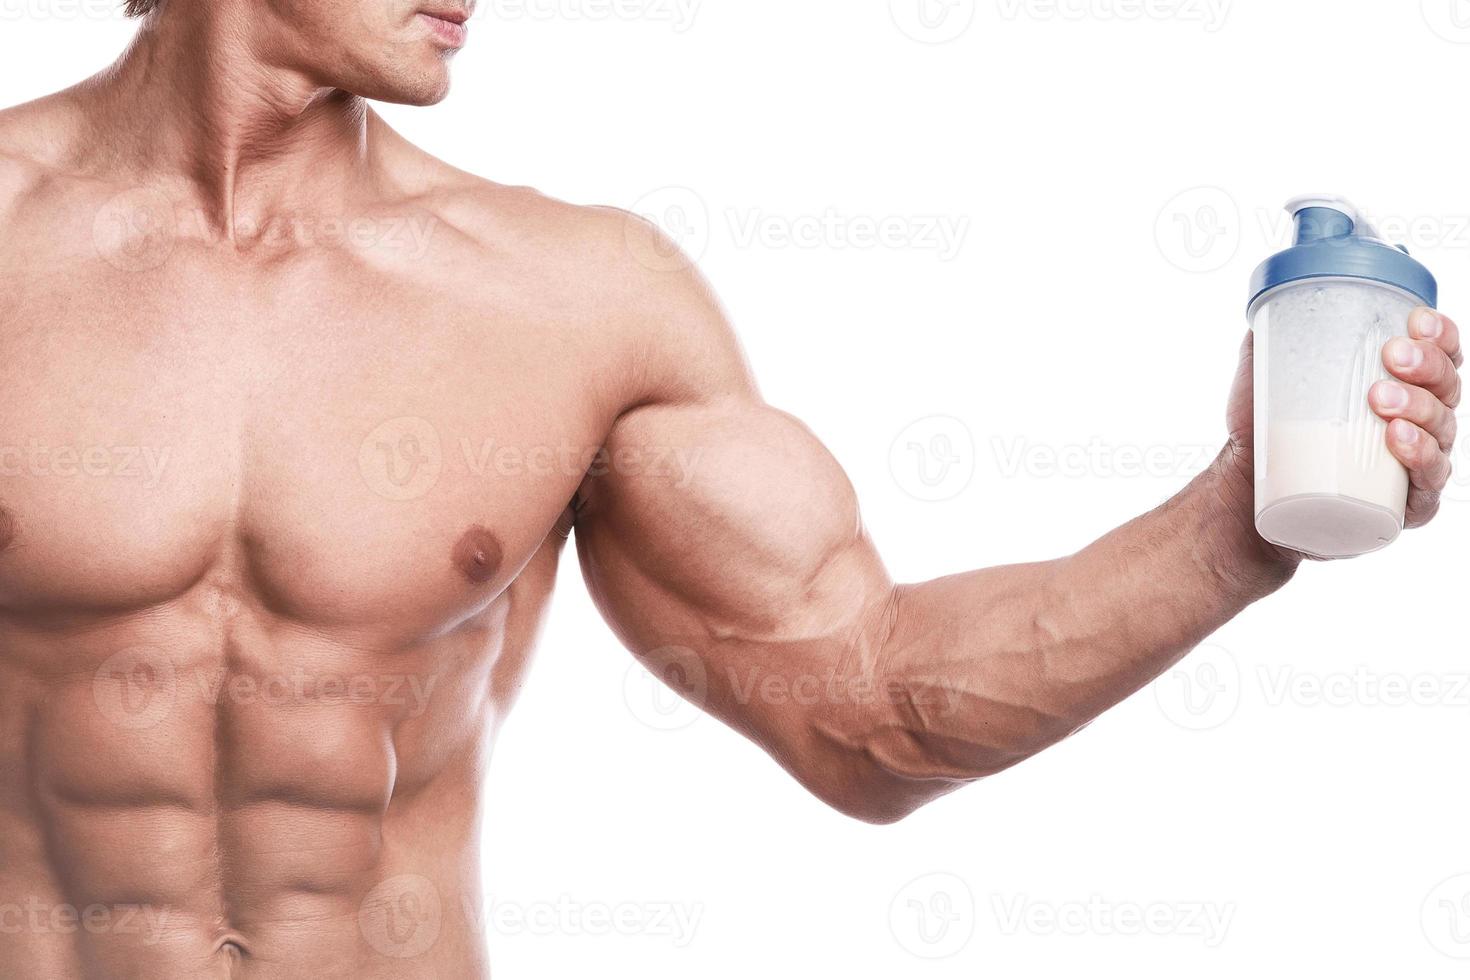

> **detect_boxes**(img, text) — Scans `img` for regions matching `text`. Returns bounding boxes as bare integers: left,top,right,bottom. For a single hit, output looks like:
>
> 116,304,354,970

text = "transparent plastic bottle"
1248,196,1437,559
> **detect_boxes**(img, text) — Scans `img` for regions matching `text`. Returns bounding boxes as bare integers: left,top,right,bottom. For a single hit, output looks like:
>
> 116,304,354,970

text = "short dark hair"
123,0,158,15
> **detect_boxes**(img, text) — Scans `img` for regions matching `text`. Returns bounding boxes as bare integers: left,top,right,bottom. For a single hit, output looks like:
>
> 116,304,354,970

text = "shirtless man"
0,0,1460,977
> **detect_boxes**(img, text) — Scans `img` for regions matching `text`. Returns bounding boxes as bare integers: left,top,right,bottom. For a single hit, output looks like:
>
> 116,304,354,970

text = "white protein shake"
1248,196,1435,559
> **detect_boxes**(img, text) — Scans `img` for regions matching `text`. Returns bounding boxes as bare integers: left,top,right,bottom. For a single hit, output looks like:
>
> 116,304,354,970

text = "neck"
79,3,376,238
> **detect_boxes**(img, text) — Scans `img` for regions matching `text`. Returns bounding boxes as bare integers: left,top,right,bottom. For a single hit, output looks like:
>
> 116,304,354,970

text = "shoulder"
394,144,755,410
0,97,69,220
0,85,121,239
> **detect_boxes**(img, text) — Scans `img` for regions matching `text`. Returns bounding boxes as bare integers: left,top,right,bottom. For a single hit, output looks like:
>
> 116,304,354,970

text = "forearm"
865,445,1297,787
585,400,1304,824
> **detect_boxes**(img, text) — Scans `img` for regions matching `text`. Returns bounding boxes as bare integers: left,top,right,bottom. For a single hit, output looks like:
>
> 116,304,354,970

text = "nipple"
452,525,503,585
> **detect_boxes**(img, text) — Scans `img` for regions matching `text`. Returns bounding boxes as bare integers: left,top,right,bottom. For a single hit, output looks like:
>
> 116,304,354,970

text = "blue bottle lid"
1248,194,1437,312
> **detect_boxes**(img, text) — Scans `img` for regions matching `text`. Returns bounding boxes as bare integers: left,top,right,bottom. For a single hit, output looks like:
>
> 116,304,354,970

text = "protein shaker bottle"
1248,194,1438,559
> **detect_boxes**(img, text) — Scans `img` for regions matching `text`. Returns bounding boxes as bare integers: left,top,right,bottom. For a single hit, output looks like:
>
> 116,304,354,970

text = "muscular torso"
0,116,633,977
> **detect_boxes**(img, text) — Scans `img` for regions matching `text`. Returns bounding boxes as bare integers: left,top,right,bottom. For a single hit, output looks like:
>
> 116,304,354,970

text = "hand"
1368,307,1463,529
1221,306,1462,563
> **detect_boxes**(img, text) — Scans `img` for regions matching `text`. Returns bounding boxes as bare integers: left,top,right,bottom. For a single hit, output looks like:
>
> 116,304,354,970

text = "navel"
452,525,503,585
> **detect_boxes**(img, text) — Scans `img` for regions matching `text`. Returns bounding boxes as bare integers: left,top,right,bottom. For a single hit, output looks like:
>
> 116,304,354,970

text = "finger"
1387,419,1451,529
1370,380,1457,450
1405,482,1442,530
1383,337,1462,408
1410,307,1464,369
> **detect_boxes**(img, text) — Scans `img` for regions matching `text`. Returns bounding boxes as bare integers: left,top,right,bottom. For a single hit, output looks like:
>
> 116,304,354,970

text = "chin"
342,62,453,106
380,78,452,107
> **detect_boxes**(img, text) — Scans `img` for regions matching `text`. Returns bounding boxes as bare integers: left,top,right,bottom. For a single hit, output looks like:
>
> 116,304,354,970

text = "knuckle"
1406,496,1441,529
1428,446,1452,481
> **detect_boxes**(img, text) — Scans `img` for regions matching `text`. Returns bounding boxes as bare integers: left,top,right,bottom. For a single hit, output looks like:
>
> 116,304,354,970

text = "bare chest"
0,251,604,632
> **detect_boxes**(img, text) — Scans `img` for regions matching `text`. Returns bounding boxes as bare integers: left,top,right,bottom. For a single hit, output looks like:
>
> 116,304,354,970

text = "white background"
4,0,1469,976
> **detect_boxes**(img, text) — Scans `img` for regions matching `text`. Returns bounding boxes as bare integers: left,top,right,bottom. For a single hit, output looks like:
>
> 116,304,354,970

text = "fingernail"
1375,382,1409,411
1391,339,1424,370
1418,309,1443,339
1393,419,1421,445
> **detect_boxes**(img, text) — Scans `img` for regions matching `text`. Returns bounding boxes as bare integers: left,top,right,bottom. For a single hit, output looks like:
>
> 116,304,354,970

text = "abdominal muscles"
0,557,520,980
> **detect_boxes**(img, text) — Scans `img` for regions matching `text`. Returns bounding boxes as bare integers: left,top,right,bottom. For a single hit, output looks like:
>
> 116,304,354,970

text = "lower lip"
418,13,468,48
